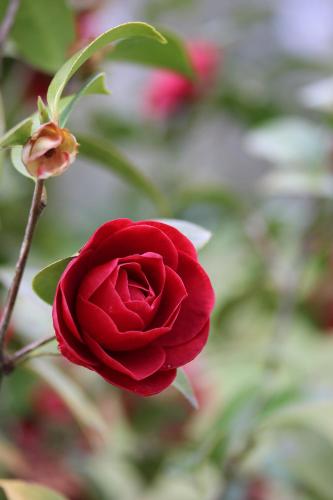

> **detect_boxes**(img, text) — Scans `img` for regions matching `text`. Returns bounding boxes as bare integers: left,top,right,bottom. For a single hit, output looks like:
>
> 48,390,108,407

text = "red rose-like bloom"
53,219,214,396
146,40,220,118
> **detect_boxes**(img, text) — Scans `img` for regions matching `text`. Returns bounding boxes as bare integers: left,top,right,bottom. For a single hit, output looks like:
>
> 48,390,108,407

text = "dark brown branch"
0,179,46,374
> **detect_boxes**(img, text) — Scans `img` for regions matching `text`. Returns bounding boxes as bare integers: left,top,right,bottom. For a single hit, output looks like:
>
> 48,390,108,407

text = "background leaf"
0,480,66,500
108,28,194,78
156,218,212,250
47,22,166,118
78,134,170,215
30,359,109,441
0,118,33,148
11,0,75,73
60,72,110,127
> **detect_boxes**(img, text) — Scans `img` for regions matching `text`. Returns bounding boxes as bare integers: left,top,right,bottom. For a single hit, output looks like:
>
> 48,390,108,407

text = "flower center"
44,148,56,158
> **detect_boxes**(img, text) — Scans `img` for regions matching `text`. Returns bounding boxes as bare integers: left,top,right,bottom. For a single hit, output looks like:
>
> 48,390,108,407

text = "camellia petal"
52,218,215,396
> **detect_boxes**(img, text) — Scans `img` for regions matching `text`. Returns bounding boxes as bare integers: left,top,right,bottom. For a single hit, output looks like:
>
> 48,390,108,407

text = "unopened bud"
22,122,78,179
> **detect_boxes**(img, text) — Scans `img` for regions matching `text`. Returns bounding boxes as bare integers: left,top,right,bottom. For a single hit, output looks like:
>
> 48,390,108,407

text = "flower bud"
22,122,78,179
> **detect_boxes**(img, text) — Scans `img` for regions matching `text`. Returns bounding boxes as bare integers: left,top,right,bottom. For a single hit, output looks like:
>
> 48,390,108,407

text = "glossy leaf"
47,22,166,118
77,134,170,215
0,118,33,149
11,0,75,73
172,368,198,409
60,72,110,127
108,29,194,78
0,480,66,500
32,257,74,305
30,359,108,441
156,218,212,250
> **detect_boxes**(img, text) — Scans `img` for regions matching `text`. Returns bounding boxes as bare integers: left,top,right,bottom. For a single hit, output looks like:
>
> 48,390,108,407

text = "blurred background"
2,0,333,498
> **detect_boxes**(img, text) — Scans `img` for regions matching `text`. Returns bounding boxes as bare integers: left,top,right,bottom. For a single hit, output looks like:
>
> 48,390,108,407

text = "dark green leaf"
32,257,73,305
108,29,194,78
77,134,170,215
11,0,75,73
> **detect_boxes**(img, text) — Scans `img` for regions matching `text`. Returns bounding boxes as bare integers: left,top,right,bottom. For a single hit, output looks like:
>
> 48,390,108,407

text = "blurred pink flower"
145,40,220,118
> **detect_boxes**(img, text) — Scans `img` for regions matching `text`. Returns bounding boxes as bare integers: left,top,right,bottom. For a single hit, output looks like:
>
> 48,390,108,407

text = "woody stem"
0,179,46,381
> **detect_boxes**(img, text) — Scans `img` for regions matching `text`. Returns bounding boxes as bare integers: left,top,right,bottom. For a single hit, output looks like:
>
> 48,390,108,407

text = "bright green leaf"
32,257,73,305
156,218,212,250
60,72,110,127
77,134,170,215
172,368,198,409
108,29,194,78
0,480,66,500
0,118,33,148
47,22,166,119
11,0,75,73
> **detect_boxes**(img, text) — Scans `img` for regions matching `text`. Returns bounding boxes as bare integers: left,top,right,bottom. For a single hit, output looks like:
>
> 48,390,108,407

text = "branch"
0,179,46,374
0,0,20,49
3,334,56,373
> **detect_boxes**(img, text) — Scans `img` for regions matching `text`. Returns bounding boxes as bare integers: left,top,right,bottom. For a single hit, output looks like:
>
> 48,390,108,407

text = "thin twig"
0,180,46,375
3,334,56,373
0,0,20,51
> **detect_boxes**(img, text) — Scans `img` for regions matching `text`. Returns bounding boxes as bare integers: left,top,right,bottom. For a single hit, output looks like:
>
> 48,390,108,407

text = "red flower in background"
146,40,220,118
53,219,214,396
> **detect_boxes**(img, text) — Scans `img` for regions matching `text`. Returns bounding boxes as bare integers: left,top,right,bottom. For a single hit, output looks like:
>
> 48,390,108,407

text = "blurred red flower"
145,40,220,118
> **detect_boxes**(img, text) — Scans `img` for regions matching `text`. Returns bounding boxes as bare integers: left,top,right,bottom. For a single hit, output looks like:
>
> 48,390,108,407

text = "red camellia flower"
146,40,220,118
53,219,214,396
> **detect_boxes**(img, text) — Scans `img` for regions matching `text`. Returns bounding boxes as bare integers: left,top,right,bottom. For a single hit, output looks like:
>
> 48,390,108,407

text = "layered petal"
162,321,210,369
157,252,214,347
83,334,165,380
97,365,177,396
136,220,197,259
76,296,170,351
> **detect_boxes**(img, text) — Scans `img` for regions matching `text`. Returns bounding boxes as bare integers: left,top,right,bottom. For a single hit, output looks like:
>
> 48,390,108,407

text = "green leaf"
0,480,66,500
47,22,166,119
0,118,33,148
60,72,110,127
176,185,244,215
77,134,170,215
108,28,194,78
172,368,198,409
37,97,50,124
260,399,333,438
156,218,212,250
30,359,108,440
32,257,73,305
244,117,331,169
11,0,75,73
10,146,30,178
